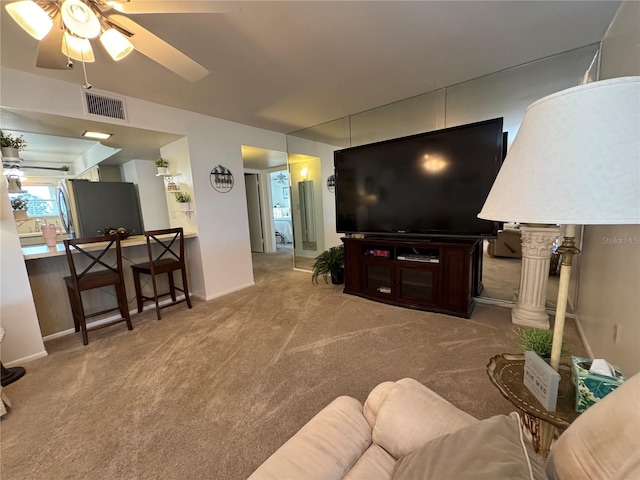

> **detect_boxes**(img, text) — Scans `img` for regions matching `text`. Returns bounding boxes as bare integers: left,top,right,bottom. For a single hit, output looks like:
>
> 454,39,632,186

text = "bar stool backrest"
145,228,185,271
64,234,124,286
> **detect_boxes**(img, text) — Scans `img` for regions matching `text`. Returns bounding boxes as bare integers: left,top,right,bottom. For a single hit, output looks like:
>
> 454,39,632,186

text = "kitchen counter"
22,233,197,260
22,232,198,338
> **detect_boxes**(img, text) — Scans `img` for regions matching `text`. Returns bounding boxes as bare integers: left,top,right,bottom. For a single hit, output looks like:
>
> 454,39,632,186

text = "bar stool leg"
168,272,177,302
132,270,144,313
181,267,192,309
116,283,133,331
151,273,161,321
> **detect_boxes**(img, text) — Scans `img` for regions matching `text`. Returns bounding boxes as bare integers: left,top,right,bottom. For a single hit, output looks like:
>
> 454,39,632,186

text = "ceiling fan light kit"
62,31,95,62
5,0,53,40
5,0,214,83
100,28,134,61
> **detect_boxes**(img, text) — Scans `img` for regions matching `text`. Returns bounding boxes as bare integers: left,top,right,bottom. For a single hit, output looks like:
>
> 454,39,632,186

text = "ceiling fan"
4,0,239,87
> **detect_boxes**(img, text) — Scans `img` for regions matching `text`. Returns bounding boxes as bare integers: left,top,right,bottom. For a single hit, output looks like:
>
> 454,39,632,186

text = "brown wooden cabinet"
342,237,479,318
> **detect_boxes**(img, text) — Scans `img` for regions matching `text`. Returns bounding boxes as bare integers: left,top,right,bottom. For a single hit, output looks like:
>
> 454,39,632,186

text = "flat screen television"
334,118,505,238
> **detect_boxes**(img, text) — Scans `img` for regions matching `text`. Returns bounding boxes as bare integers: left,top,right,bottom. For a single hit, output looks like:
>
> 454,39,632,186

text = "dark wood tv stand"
342,237,481,318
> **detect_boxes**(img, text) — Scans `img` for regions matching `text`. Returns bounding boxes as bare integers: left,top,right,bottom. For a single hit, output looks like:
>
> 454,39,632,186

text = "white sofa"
249,375,640,480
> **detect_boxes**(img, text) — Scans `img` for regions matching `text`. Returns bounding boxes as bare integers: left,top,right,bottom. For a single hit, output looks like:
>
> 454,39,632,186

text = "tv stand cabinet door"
343,240,361,293
441,247,473,316
361,259,394,299
395,263,439,307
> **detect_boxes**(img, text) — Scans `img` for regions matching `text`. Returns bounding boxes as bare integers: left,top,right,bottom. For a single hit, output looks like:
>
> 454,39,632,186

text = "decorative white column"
511,225,560,328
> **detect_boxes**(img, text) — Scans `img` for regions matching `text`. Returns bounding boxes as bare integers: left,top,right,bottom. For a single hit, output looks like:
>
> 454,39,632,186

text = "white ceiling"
0,0,621,136
0,108,183,174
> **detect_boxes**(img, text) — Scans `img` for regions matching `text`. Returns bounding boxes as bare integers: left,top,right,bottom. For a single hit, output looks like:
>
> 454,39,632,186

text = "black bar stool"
63,234,133,345
131,227,192,320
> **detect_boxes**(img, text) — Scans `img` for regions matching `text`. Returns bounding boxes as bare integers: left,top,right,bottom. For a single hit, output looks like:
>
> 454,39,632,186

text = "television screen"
334,118,504,238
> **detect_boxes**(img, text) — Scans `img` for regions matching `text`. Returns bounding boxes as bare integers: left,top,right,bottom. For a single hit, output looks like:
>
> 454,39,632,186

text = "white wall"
159,137,197,232
289,45,601,270
576,0,640,376
120,159,170,232
1,68,287,353
0,180,47,365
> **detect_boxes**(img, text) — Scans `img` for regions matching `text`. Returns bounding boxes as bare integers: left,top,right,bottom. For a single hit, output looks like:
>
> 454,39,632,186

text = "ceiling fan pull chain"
81,59,91,89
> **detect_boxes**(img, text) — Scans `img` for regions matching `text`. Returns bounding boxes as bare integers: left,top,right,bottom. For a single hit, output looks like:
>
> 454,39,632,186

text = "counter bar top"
22,232,198,261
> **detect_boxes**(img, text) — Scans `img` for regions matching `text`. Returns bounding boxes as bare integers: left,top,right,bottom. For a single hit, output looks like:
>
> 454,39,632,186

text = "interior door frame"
244,168,277,253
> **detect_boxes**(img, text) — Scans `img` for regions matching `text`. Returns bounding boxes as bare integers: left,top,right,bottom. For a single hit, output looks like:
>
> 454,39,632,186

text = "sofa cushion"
391,413,546,480
372,378,477,458
344,444,396,480
247,396,372,480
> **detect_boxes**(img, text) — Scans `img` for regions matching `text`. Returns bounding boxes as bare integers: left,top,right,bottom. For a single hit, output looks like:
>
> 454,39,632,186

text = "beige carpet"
0,250,586,480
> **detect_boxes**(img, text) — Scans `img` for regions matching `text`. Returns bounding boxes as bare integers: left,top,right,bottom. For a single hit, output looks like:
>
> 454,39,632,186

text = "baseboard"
42,295,187,343
203,282,255,301
573,313,594,358
474,296,515,309
4,350,48,368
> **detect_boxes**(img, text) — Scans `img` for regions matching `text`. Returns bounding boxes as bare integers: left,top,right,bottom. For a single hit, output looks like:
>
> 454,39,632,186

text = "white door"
245,173,264,253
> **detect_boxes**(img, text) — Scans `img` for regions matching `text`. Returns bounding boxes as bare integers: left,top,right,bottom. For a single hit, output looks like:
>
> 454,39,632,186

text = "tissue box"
571,356,626,412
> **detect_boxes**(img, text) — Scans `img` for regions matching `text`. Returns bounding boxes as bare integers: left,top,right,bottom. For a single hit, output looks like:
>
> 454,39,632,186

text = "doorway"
241,146,293,271
270,170,293,252
244,173,264,253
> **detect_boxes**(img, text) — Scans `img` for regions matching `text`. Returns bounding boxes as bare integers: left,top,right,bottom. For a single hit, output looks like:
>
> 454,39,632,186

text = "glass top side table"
487,353,580,457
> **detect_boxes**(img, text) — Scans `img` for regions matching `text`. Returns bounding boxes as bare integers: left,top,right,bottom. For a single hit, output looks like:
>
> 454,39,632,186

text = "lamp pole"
549,224,581,371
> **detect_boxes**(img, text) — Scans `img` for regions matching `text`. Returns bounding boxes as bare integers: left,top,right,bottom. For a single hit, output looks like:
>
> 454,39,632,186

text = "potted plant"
174,192,191,211
155,157,169,175
10,196,29,220
1,131,27,158
312,245,345,285
517,327,569,360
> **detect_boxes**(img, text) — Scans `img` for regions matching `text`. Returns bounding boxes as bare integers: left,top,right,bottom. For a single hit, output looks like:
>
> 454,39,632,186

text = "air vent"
83,91,127,120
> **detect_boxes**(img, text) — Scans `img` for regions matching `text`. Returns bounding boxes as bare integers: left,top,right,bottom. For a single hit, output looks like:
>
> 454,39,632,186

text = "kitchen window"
10,184,59,217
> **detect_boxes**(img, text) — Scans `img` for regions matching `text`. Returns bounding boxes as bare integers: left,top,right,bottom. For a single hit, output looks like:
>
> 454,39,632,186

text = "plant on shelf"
517,327,569,359
155,156,170,175
1,131,27,158
10,196,29,211
10,196,29,220
174,192,190,203
311,245,345,285
155,157,169,168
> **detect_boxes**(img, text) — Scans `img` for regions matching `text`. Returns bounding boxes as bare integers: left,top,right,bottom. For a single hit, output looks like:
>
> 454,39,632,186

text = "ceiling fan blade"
108,14,209,82
21,165,71,172
109,0,240,14
35,13,70,70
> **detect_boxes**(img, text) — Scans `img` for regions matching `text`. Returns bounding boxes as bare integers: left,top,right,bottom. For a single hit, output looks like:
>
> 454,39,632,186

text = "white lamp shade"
100,28,134,61
61,31,95,62
60,0,100,39
5,0,53,40
478,76,640,225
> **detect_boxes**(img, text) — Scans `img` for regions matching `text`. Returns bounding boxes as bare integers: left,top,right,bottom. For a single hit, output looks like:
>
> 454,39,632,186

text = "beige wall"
576,1,640,376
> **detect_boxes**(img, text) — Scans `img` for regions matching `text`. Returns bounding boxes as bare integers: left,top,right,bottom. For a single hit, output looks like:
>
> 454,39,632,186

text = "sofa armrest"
363,381,395,429
248,396,372,480
370,378,478,458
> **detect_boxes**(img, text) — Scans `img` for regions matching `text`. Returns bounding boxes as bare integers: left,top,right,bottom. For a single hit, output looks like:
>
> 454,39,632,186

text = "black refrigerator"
57,179,144,238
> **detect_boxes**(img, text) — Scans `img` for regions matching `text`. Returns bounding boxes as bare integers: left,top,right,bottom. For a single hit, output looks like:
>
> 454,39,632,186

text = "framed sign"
524,351,560,411
327,174,336,193
210,165,234,193
283,187,289,199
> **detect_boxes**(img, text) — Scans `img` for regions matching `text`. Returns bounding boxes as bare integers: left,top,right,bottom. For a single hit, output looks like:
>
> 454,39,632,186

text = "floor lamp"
478,76,640,371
